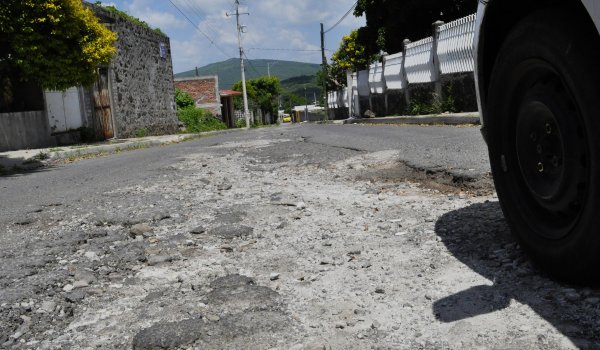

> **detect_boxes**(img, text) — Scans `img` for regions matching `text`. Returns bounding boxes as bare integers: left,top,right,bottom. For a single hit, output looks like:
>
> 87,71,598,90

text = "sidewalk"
318,112,480,126
0,129,240,173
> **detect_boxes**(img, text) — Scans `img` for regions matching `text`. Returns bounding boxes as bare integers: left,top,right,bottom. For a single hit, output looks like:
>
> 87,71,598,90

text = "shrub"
236,118,246,128
175,89,195,110
177,107,227,133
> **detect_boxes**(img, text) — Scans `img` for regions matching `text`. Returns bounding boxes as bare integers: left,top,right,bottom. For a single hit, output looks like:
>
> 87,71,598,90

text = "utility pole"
304,85,308,122
320,23,329,121
227,1,250,128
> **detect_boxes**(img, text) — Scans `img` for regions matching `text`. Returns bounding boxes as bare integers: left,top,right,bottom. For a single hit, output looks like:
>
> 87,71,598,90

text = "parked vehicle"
475,1,600,281
282,114,291,123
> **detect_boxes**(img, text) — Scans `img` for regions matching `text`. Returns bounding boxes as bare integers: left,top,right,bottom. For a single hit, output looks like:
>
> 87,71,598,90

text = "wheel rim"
508,60,589,240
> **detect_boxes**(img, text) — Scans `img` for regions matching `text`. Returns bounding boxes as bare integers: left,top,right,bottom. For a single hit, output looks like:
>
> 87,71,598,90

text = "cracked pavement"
1,124,599,349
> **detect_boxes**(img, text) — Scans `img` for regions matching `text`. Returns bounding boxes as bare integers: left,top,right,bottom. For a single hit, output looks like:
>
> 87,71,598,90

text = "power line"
177,0,222,38
168,0,233,59
247,47,327,52
324,0,358,34
242,51,262,76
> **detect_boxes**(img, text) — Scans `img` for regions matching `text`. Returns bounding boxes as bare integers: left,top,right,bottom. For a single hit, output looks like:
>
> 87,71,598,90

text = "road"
1,124,598,349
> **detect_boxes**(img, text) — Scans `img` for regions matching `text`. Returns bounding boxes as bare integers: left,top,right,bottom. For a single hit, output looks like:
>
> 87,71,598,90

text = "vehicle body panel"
582,0,600,35
474,0,600,136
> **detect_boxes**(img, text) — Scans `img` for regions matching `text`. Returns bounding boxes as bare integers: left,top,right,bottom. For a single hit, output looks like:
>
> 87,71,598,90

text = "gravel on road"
0,125,598,349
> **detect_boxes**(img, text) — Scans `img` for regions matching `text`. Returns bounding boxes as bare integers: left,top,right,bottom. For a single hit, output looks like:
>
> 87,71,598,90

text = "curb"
342,113,480,126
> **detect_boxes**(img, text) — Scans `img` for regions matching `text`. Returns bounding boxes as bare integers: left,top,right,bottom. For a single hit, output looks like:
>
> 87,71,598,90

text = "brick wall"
174,76,221,116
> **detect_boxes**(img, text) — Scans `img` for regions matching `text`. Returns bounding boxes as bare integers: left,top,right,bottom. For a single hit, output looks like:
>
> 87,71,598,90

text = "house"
291,105,325,122
175,76,242,129
220,90,242,128
174,76,221,116
0,3,179,152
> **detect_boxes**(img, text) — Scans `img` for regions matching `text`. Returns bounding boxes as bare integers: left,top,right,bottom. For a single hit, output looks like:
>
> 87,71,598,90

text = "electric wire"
247,47,326,52
177,0,222,37
168,0,234,59
324,0,358,34
242,51,262,76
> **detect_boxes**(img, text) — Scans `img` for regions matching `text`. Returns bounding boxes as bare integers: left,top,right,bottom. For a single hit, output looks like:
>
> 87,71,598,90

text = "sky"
101,0,365,74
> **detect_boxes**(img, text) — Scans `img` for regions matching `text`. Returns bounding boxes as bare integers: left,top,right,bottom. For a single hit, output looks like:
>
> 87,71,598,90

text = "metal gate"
45,87,84,133
93,68,114,139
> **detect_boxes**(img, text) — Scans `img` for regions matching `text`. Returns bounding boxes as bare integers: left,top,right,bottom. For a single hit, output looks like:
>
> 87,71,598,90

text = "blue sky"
100,0,365,74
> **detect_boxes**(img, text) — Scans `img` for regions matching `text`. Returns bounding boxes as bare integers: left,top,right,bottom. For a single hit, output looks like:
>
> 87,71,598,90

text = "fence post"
383,56,388,116
431,20,445,102
401,39,411,108
346,70,353,118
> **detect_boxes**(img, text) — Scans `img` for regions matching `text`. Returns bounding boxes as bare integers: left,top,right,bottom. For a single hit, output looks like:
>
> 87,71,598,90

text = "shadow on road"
434,201,600,347
0,155,54,177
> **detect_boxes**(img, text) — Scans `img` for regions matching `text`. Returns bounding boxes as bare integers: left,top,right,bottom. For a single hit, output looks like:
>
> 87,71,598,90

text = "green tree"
327,29,380,88
0,0,117,92
233,76,282,119
353,0,477,55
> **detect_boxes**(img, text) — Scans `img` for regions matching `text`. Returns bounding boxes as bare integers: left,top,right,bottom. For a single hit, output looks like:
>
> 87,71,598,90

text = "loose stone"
130,223,152,238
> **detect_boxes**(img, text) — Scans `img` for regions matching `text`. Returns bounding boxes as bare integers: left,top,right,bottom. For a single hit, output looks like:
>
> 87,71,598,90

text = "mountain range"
174,58,321,90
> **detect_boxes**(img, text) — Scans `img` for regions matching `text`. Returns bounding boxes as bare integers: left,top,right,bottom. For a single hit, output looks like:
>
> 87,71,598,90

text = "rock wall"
94,6,178,138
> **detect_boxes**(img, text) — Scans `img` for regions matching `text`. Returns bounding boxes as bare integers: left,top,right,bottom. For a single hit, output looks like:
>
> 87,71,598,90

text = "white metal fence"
383,52,405,90
328,13,476,117
437,14,476,75
404,37,435,84
369,61,386,94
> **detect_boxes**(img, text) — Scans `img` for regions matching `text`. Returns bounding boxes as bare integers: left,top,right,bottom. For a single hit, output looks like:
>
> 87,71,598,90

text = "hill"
174,59,321,90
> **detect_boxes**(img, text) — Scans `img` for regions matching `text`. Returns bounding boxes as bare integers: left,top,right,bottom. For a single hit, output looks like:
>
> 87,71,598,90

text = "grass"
49,148,64,152
96,2,166,36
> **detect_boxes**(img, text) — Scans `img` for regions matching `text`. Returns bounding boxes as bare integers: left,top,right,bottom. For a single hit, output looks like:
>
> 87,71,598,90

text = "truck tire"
486,9,600,282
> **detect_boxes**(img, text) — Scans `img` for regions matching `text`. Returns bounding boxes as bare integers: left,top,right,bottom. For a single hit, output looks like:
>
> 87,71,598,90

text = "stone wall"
92,5,179,138
174,76,221,116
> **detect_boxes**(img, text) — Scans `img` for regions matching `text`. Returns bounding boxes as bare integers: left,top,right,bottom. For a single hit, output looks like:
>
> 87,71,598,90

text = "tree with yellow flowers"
0,0,117,100
327,29,379,89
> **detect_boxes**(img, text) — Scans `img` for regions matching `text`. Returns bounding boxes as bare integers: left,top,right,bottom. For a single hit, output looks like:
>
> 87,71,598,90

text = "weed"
49,148,64,152
135,128,148,138
32,151,49,161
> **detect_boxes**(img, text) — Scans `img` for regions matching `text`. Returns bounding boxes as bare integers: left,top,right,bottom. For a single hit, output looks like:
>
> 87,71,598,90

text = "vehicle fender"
583,0,600,36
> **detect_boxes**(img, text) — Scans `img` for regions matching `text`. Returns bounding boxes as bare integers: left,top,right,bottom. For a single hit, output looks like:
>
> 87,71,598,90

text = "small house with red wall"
175,76,243,128
174,76,221,116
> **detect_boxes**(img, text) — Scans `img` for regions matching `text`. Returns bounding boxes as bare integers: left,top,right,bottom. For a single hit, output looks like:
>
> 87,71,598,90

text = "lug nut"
545,123,552,134
538,162,544,173
537,144,543,154
530,132,537,142
552,156,560,168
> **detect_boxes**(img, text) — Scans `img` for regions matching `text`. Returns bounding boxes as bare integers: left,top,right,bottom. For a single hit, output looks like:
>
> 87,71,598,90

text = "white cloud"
126,0,186,30
114,0,366,73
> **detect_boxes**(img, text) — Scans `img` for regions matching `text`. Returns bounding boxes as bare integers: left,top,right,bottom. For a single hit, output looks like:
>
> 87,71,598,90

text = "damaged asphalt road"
1,124,599,349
